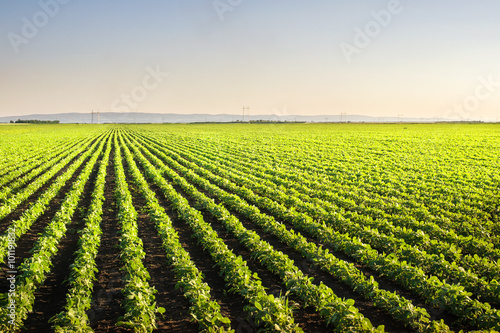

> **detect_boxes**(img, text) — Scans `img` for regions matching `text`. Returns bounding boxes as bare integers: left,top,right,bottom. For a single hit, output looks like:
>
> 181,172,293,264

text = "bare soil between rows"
89,149,130,333
19,149,101,332
133,138,333,332
163,143,473,332
123,155,198,333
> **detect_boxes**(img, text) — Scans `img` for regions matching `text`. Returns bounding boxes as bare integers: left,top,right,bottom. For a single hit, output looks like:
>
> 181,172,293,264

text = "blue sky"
1,0,499,120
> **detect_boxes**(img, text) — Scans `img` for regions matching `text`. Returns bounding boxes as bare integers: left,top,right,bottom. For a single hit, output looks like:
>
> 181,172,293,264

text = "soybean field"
0,123,499,333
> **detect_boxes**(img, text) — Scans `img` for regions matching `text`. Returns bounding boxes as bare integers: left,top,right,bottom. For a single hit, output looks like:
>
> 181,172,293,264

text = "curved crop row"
0,137,71,181
0,133,107,331
124,132,382,333
0,138,79,191
118,133,232,332
151,133,500,278
0,132,109,264
121,133,302,333
130,131,500,331
0,131,107,221
147,134,500,304
49,132,113,332
129,133,452,333
158,131,497,247
218,139,496,243
203,131,496,238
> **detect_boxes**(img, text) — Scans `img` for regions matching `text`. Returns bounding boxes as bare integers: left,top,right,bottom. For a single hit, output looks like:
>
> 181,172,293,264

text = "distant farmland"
0,123,499,332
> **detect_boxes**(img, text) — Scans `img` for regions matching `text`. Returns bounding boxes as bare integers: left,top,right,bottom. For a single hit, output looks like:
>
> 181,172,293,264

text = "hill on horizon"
0,112,446,124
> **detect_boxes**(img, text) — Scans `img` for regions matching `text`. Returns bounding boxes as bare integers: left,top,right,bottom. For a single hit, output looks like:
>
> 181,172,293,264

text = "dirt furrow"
0,153,92,294
88,151,130,333
20,152,101,331
123,162,198,332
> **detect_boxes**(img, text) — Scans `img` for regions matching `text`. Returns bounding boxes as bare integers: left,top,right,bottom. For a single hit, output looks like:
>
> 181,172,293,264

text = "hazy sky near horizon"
1,0,500,120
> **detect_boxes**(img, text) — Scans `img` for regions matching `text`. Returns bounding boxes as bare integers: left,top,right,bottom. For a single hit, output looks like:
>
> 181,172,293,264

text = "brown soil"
88,150,130,333
19,150,101,332
192,196,332,333
0,151,93,294
133,143,332,333
271,210,470,331
0,132,477,332
143,174,252,329
0,138,96,235
196,169,471,331
223,203,405,333
157,146,472,331
123,159,198,333
0,140,80,192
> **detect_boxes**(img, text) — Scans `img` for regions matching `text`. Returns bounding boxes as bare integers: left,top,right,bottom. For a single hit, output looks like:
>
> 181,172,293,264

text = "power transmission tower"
340,112,346,123
91,109,94,124
242,106,249,122
398,114,403,122
97,109,100,124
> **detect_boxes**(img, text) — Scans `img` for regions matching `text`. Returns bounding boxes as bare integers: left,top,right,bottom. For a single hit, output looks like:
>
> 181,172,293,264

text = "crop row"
0,132,108,264
0,132,107,221
112,133,158,332
122,132,302,332
0,133,73,179
50,131,113,332
166,131,497,245
118,131,232,332
0,138,78,191
150,134,500,303
129,132,450,333
154,132,500,275
124,133,386,332
0,132,108,331
208,137,498,243
210,129,496,225
132,129,500,331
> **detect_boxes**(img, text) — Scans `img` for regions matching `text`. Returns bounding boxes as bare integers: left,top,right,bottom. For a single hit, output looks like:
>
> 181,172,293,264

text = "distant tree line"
10,119,60,124
225,120,306,123
249,120,306,123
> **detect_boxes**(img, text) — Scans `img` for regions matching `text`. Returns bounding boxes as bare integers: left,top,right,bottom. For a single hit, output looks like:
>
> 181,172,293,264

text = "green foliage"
13,119,60,124
1,123,499,332
0,132,109,331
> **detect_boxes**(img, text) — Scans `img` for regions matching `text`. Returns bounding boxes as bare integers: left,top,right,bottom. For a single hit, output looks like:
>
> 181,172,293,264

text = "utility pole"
91,109,94,124
97,109,100,124
242,106,249,122
340,112,346,123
